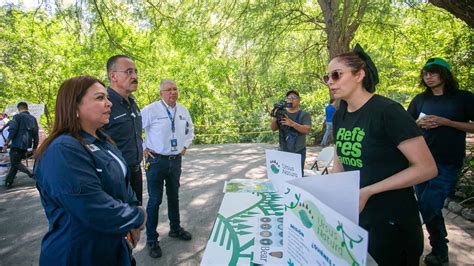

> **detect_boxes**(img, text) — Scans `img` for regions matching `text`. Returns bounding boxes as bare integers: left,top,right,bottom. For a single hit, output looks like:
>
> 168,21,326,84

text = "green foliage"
354,3,473,106
0,1,472,144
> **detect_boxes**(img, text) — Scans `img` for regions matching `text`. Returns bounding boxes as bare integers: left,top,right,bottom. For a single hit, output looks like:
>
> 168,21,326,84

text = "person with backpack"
2,102,38,188
270,90,312,174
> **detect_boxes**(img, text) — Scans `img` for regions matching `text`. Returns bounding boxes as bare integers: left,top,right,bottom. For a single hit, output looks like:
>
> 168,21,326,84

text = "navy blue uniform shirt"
7,111,39,150
35,130,144,266
103,88,143,166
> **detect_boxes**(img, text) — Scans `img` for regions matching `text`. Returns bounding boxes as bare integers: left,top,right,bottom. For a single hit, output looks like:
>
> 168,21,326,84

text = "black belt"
150,152,181,160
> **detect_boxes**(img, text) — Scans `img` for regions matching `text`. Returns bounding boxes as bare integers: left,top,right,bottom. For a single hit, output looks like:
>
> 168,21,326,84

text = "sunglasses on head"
323,70,344,84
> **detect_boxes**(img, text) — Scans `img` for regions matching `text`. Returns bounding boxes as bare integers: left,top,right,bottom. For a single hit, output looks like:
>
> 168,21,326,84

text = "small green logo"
270,160,280,174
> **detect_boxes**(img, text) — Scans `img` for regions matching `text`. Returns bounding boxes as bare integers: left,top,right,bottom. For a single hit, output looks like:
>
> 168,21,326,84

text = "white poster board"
282,171,368,265
202,154,371,266
201,192,284,266
265,149,301,192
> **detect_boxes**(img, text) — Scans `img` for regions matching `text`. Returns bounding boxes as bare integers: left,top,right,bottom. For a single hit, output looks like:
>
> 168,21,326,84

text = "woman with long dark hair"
34,76,146,265
408,58,474,266
325,45,437,265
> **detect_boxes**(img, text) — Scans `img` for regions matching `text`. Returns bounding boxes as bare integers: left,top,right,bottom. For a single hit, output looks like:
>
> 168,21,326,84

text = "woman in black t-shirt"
323,45,437,265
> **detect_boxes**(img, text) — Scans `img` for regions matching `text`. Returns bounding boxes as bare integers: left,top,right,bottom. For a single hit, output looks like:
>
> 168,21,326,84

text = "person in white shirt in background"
141,79,194,259
0,113,9,149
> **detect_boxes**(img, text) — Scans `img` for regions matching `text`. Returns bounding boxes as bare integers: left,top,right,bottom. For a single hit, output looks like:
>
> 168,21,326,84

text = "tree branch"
92,0,145,63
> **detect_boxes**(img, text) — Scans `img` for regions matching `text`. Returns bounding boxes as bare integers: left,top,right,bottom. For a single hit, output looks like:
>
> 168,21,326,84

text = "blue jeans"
415,163,461,255
320,122,332,146
145,157,182,243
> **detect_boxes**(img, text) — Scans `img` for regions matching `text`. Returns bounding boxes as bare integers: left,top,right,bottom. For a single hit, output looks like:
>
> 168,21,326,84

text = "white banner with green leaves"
283,171,368,265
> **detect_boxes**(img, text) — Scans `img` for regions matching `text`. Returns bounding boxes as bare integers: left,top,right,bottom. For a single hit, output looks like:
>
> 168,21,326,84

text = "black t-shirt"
407,90,474,167
333,95,422,224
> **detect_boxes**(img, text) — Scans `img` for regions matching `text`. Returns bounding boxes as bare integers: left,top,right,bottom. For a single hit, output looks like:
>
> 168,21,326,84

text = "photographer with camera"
270,90,312,175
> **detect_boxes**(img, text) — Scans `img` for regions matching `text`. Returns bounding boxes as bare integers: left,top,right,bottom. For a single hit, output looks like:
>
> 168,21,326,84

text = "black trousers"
5,147,32,185
361,218,424,265
128,164,143,205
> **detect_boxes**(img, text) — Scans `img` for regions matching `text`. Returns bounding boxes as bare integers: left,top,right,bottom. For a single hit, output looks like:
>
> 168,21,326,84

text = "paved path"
0,144,472,265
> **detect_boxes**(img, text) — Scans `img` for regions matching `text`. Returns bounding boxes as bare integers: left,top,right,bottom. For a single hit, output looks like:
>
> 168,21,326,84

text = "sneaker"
169,227,192,240
147,241,162,258
424,252,449,266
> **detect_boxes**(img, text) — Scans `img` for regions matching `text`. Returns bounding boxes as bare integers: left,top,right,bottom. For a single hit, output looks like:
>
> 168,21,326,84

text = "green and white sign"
202,152,369,266
265,150,302,192
201,192,284,265
283,171,368,266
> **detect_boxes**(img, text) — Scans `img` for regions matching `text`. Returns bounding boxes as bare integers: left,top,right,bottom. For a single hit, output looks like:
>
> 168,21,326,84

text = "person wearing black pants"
103,55,144,205
5,147,34,187
127,164,143,204
327,45,437,265
2,102,38,188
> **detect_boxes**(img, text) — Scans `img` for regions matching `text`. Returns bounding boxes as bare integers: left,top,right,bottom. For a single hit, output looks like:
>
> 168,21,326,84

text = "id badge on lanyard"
162,101,178,152
170,138,178,152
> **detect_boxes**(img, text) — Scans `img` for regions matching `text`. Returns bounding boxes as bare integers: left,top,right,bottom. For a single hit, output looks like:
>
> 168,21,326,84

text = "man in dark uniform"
103,55,144,205
2,102,38,188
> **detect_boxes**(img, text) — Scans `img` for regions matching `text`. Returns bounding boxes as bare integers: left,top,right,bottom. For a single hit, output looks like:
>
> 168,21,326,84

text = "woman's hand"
127,206,147,248
128,229,141,248
138,206,146,230
418,115,450,129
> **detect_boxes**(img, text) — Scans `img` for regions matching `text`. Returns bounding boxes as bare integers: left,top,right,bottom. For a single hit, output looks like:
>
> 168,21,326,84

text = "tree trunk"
318,0,368,59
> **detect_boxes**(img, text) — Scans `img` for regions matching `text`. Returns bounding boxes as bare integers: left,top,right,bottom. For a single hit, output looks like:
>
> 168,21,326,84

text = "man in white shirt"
141,79,194,258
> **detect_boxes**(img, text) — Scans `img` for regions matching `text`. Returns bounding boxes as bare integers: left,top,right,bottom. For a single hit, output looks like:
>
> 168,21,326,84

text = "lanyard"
161,100,177,133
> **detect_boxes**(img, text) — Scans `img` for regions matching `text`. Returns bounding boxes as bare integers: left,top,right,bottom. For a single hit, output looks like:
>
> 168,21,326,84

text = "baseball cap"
286,90,300,97
423,58,451,71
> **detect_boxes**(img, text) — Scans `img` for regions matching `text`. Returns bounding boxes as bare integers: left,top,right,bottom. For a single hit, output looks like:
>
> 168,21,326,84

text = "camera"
271,100,292,126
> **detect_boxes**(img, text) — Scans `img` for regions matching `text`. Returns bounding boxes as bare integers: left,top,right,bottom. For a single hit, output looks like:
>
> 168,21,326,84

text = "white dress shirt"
142,100,194,155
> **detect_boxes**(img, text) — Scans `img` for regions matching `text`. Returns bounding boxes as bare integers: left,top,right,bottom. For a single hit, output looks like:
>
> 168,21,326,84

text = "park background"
0,0,472,145
0,1,473,263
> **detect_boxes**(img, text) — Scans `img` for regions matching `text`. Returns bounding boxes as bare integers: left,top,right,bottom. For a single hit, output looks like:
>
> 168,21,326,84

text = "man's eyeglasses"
162,88,178,92
323,71,344,84
287,95,299,100
113,69,138,76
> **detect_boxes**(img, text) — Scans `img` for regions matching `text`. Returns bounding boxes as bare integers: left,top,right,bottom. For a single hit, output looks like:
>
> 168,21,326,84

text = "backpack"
281,110,302,152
